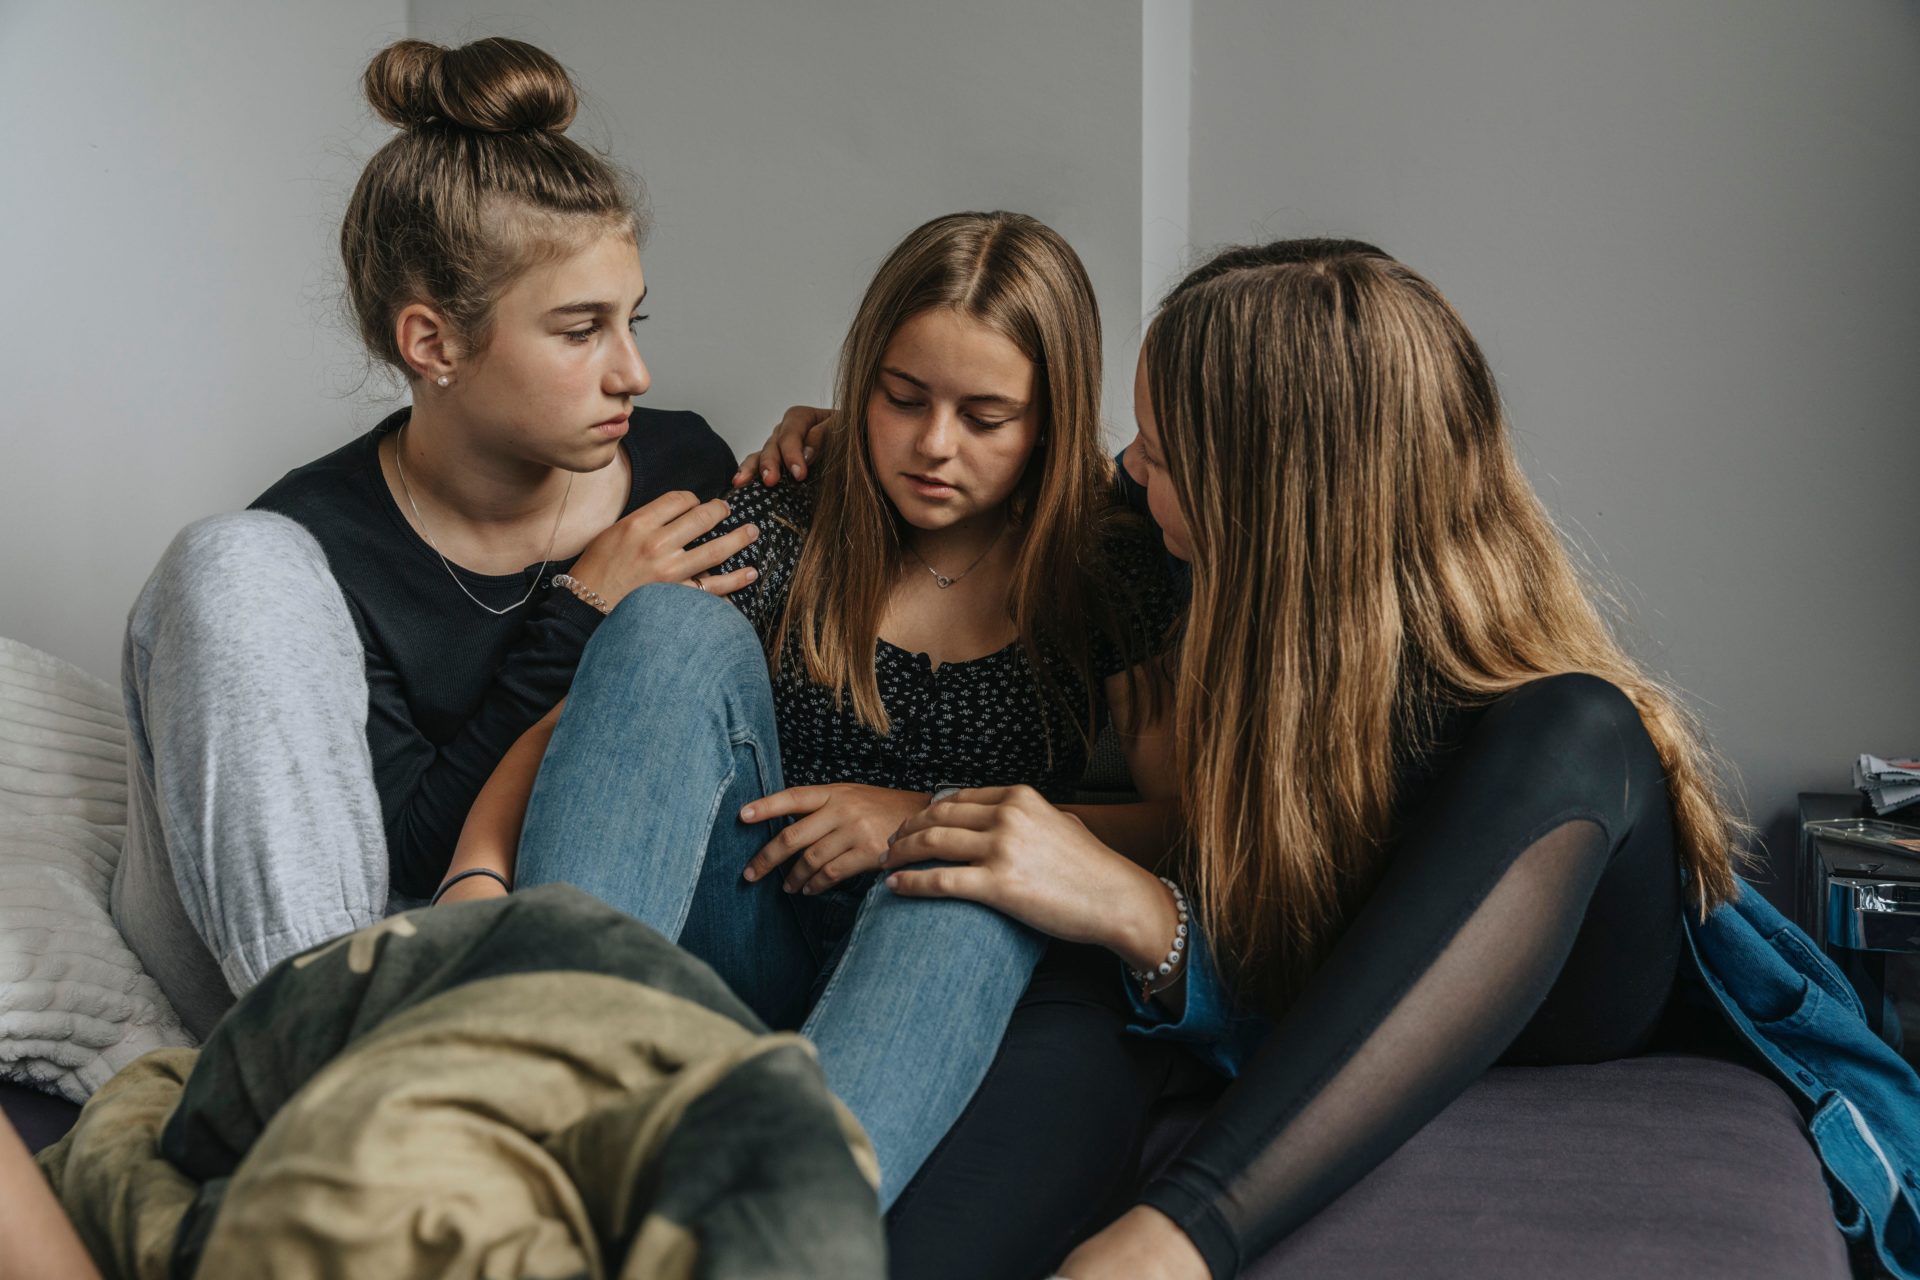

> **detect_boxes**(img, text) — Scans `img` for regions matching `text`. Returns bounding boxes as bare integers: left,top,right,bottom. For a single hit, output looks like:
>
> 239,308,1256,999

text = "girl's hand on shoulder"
740,783,929,894
883,786,1179,963
731,405,834,488
568,490,760,606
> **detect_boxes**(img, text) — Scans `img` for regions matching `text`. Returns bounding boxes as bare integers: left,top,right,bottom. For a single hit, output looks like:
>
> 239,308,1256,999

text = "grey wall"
1,0,1142,685
1142,0,1193,320
409,0,1144,455
0,0,408,682
1185,0,1920,867
4,1,1914,873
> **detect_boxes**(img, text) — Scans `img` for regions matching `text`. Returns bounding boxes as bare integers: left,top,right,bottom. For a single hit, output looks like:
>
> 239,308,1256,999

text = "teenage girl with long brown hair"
443,211,1185,1208
873,239,1752,1277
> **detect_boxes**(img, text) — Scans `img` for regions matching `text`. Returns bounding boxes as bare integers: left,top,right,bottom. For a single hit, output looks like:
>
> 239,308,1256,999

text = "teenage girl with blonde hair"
872,239,1753,1277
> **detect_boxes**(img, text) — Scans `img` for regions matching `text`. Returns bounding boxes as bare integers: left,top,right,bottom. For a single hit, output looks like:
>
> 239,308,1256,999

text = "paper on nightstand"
1856,754,1920,814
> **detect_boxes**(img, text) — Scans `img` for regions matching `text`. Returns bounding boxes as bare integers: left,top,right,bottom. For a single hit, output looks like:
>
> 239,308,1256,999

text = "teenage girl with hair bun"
114,37,779,1039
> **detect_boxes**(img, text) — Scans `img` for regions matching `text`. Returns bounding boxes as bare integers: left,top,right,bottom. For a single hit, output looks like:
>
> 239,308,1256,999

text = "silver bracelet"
1130,876,1190,999
549,572,611,615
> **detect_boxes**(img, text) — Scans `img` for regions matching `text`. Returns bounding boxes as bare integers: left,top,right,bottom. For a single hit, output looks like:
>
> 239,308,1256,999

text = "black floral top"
711,481,1181,800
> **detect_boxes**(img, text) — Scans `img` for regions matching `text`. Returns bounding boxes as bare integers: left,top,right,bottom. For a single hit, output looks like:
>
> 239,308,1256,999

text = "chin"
564,436,625,470
891,504,956,532
879,485,954,529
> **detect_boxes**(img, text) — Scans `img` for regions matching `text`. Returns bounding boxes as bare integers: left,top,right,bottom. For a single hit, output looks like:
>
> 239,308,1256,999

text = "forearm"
442,711,559,899
0,1116,99,1280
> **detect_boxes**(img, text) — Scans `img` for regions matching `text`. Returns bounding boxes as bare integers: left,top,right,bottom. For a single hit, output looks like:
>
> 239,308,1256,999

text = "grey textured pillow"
0,638,191,1102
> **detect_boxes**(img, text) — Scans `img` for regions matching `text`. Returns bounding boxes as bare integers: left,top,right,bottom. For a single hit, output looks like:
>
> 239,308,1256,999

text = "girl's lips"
905,473,959,498
593,415,630,438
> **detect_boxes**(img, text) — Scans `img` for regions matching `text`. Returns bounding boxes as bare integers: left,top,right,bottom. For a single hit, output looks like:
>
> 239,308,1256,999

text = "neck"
397,398,572,528
905,507,1011,573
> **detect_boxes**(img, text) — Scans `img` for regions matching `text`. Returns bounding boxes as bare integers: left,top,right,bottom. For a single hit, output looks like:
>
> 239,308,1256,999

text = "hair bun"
364,37,577,134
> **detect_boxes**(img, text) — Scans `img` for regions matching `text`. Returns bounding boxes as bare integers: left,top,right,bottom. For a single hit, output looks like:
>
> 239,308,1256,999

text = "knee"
580,582,765,691
167,511,329,585
866,874,1043,965
133,512,347,653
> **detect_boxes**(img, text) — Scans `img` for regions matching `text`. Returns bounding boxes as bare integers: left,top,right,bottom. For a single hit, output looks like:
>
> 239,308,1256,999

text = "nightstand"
1799,792,1920,1049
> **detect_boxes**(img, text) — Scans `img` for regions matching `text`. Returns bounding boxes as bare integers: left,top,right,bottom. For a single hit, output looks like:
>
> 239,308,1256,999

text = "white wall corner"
1141,0,1193,323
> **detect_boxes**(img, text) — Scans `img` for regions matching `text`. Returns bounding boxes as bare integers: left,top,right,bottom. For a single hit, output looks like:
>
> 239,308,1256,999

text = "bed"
0,637,1853,1277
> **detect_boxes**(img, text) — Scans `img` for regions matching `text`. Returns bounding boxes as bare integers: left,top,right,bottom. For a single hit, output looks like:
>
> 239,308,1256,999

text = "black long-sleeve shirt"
251,406,734,897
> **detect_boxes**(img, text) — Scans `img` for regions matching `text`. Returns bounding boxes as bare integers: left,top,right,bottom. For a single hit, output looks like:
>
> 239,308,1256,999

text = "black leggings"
889,674,1686,1279
885,942,1186,1278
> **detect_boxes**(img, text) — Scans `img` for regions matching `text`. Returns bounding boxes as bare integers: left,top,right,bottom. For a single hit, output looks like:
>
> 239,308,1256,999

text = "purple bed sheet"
1140,1053,1851,1279
8,1054,1850,1278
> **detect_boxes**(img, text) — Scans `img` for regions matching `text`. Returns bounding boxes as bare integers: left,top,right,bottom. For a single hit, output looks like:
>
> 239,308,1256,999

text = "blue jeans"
515,583,1045,1207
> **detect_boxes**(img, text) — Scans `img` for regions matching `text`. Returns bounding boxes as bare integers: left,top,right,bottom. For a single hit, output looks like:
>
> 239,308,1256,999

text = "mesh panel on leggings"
1208,821,1608,1254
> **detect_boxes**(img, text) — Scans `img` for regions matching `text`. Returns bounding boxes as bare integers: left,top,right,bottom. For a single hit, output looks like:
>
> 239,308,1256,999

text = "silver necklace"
392,424,574,616
908,522,1005,590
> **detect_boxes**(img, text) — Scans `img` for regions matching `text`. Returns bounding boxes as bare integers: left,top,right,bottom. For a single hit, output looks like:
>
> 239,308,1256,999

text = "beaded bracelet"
550,572,611,615
1130,876,1190,1000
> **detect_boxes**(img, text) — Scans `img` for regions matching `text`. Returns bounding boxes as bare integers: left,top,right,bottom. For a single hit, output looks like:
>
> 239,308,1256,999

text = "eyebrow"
546,287,649,318
880,366,1028,410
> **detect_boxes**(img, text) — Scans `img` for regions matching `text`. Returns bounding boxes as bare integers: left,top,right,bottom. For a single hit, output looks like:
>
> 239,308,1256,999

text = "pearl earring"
436,374,451,388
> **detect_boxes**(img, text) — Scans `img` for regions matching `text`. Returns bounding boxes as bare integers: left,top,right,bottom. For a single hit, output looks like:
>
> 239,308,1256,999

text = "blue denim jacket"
1684,879,1920,1279
1129,880,1920,1275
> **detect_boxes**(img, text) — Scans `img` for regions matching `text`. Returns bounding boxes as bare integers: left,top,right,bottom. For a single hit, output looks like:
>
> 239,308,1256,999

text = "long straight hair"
776,211,1147,742
1147,239,1746,1016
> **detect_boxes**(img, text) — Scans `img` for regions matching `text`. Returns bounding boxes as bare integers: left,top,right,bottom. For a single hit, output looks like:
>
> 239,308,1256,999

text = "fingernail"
783,883,796,894
762,468,774,482
744,567,758,581
803,446,815,462
742,867,757,882
741,806,755,820
792,465,806,480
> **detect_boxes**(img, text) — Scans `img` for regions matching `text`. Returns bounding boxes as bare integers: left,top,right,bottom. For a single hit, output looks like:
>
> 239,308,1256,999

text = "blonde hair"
342,37,643,376
1146,239,1746,1016
777,211,1151,744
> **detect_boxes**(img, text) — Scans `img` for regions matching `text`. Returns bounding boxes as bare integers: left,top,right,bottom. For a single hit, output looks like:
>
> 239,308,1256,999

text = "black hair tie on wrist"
431,866,511,906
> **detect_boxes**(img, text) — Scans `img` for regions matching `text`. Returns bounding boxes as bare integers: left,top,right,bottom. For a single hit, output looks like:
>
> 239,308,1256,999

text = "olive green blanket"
38,884,883,1279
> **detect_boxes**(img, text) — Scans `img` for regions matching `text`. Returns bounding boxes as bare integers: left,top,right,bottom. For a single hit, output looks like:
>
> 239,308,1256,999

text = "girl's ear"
395,303,459,385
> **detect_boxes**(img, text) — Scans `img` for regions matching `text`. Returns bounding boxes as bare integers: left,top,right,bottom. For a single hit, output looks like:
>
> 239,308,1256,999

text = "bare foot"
1054,1205,1207,1280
